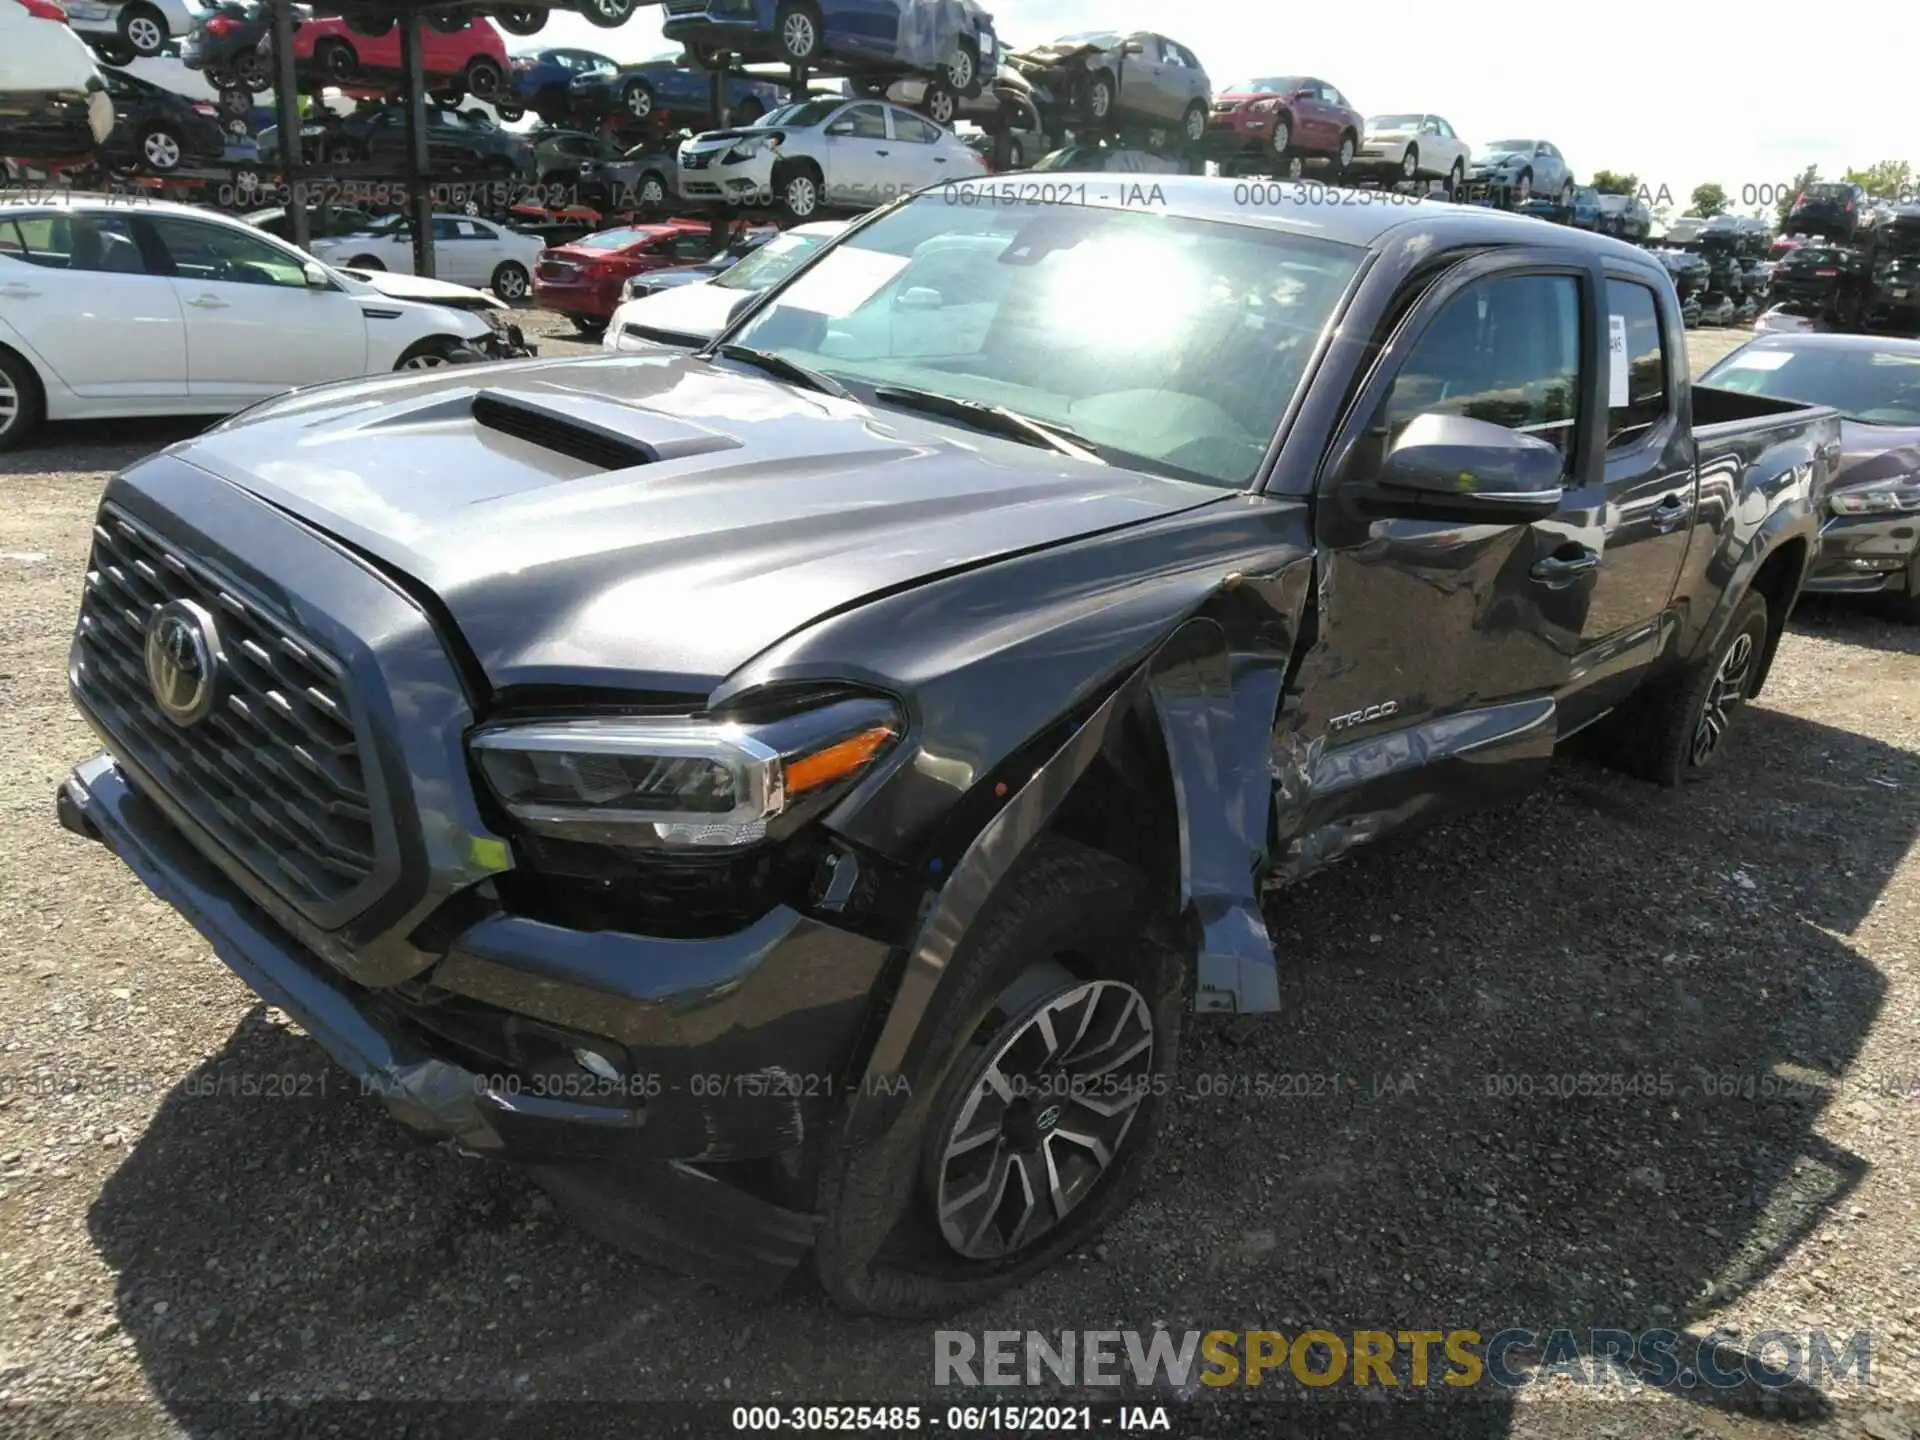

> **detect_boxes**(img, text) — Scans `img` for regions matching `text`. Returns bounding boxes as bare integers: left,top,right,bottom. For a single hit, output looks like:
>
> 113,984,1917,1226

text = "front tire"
1880,561,1920,624
811,837,1182,1317
317,38,358,81
1084,70,1114,125
489,260,530,301
464,56,505,101
496,8,546,36
776,160,822,221
1607,590,1770,786
0,347,45,455
1334,130,1356,175
138,123,184,173
395,336,486,369
622,79,654,120
1447,157,1465,198
1180,101,1206,147
579,0,634,28
1400,144,1419,181
1269,114,1290,158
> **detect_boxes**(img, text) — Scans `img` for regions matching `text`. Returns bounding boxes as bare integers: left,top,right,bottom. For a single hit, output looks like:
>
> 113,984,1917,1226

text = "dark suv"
1786,182,1870,242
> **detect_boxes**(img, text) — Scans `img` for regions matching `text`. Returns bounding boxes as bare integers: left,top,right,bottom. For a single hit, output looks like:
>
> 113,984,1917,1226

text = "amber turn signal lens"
785,725,897,797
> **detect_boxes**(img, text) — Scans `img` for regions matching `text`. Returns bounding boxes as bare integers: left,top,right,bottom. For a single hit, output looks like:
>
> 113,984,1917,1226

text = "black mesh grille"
72,505,378,912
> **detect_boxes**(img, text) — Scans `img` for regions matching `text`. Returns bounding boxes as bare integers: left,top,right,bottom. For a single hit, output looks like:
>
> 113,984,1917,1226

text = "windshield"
1368,114,1422,130
753,99,842,128
723,193,1364,489
1477,140,1533,156
1801,184,1853,201
714,230,833,291
1056,30,1122,47
1703,343,1920,424
1231,77,1305,94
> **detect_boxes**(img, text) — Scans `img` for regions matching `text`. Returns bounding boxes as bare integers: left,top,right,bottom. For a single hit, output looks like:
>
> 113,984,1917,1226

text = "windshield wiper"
709,343,849,398
869,385,1104,464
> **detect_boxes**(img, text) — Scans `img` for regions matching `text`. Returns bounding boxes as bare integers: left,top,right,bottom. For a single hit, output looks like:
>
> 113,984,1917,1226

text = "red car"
1207,75,1363,174
290,14,509,102
532,219,719,332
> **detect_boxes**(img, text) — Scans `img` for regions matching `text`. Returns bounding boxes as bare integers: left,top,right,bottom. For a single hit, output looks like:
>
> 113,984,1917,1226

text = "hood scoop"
470,387,742,471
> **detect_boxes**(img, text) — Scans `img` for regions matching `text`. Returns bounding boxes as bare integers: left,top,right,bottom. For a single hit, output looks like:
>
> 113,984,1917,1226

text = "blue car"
661,0,995,94
505,47,619,124
568,51,783,126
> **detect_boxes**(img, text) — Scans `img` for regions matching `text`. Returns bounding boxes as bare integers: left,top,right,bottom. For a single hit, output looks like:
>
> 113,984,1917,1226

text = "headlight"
471,695,901,850
1830,478,1920,515
1249,97,1277,112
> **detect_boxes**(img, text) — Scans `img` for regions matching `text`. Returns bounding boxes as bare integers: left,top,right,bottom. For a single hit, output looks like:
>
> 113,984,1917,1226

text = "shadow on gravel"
0,418,210,477
87,707,1912,1435
1790,595,1920,656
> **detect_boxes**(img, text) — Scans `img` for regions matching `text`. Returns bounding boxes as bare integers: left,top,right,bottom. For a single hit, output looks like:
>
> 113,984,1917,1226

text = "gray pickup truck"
57,177,1839,1317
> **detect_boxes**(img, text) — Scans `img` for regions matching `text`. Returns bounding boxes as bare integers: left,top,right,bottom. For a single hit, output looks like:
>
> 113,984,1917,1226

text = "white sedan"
306,213,547,300
0,0,115,150
604,219,848,352
63,0,194,61
677,97,987,222
0,196,501,452
1356,112,1471,191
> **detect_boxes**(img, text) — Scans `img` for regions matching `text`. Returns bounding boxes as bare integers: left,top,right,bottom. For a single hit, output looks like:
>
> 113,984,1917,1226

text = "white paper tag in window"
1608,313,1630,408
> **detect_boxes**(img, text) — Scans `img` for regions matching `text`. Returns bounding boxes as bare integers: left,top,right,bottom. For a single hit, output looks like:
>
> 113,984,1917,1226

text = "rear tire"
1180,101,1206,147
496,8,545,35
1605,590,1769,787
1084,70,1114,125
137,123,184,173
773,0,821,64
569,313,607,338
810,837,1182,1318
0,347,46,455
120,2,167,57
317,38,358,81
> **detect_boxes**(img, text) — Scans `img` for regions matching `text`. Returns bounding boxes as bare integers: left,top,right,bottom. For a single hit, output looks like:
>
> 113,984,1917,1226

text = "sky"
529,0,1916,211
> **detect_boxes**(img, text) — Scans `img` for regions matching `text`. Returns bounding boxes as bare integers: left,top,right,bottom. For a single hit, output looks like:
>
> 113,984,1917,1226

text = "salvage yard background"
1,320,1917,1438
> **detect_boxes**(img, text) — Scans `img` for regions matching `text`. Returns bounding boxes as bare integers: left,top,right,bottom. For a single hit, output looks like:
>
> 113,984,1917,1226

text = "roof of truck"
938,173,1653,258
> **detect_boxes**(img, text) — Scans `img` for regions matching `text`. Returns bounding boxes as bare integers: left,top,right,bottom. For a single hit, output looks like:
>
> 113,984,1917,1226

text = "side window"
465,221,499,241
670,235,711,260
432,217,463,241
14,213,149,274
1157,38,1182,65
1376,273,1583,470
840,104,887,140
893,110,941,144
1606,279,1667,448
145,217,305,286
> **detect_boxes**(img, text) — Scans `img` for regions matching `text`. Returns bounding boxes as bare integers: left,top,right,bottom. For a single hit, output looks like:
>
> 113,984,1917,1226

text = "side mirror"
1353,413,1565,522
1121,39,1145,54
302,260,331,289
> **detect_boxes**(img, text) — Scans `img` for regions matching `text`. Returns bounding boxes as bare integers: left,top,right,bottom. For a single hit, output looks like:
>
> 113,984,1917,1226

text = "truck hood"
177,353,1224,693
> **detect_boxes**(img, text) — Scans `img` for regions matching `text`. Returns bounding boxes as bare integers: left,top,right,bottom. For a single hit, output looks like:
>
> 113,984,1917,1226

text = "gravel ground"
2,324,1917,1439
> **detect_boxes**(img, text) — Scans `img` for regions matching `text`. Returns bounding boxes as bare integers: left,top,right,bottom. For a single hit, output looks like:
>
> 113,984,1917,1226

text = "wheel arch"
0,334,53,413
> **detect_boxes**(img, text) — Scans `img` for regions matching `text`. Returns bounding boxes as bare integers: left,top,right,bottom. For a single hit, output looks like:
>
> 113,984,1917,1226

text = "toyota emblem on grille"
143,600,220,726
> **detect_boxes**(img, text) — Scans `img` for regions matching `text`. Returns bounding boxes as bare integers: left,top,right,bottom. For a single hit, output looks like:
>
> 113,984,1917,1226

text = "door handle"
1530,547,1600,587
874,148,889,155
0,282,38,298
1650,493,1692,533
186,295,230,309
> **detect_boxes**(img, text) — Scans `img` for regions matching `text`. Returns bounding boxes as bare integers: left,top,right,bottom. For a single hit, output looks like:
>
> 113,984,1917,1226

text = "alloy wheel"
401,353,449,370
1401,147,1418,179
126,14,164,52
0,372,18,438
625,85,651,118
1338,136,1355,170
933,979,1154,1261
639,176,664,207
947,47,973,91
1270,118,1289,154
143,132,182,170
492,264,529,300
925,87,955,125
786,173,817,217
1184,107,1204,142
1088,78,1111,121
1690,631,1755,768
781,11,815,60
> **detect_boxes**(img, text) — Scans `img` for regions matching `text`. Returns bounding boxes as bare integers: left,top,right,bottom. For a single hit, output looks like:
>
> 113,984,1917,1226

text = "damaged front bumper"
57,752,894,1288
1806,512,1919,594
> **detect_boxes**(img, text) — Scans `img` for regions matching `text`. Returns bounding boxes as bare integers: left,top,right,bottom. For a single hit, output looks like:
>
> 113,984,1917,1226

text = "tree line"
1586,161,1915,229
